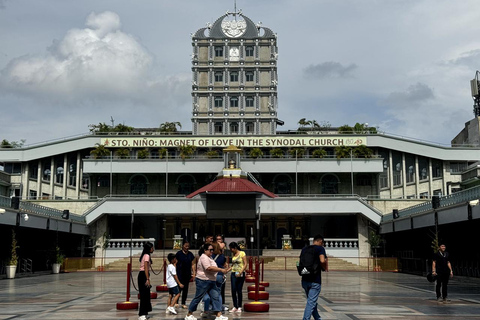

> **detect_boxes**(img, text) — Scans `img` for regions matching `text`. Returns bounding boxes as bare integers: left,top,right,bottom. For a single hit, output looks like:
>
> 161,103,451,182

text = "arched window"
273,174,292,194
176,174,197,195
321,174,339,194
130,175,148,195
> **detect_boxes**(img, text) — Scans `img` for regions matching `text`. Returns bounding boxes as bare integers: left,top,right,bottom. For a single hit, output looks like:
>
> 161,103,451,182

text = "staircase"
262,256,369,271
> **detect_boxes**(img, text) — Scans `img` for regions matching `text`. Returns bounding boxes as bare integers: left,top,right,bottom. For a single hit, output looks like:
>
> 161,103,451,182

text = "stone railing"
324,238,358,249
104,238,156,259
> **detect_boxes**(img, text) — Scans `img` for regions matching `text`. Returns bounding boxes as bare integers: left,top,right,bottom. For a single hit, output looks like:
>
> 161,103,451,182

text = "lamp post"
350,148,354,195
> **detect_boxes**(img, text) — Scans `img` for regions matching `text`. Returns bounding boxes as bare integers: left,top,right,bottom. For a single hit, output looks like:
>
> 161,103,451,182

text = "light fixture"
0,208,5,214
469,199,479,207
23,213,29,221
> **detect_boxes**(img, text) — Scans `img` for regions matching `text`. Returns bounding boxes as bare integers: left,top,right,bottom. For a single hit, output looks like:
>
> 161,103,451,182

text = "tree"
115,148,130,159
158,148,168,159
249,147,263,159
89,123,111,133
270,148,284,158
160,121,182,133
90,144,110,159
334,146,352,159
178,145,196,160
137,149,150,159
288,148,305,158
1,139,26,148
113,123,134,134
312,148,327,158
338,124,354,134
353,145,374,158
205,150,219,159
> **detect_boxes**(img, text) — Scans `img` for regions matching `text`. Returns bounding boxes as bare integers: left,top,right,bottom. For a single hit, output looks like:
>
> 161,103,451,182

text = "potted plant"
249,147,263,159
52,246,64,274
6,229,18,279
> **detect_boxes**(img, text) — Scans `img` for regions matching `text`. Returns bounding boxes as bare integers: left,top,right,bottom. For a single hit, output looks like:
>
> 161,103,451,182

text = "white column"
75,152,81,198
63,154,68,199
415,156,420,197
428,158,433,196
388,150,394,196
357,215,369,268
50,157,55,198
401,153,407,198
37,163,42,199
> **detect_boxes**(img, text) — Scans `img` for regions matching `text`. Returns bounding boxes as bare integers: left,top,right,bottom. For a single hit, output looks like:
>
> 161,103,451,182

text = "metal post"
130,210,134,270
350,149,354,195
165,153,168,197
110,150,113,196
295,150,298,197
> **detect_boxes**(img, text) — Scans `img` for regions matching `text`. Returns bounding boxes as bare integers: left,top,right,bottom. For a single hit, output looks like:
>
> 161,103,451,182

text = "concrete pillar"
63,154,68,199
75,152,81,197
428,158,433,196
94,215,108,268
22,163,29,199
37,164,42,198
401,153,406,198
357,215,369,268
388,150,394,196
50,157,54,197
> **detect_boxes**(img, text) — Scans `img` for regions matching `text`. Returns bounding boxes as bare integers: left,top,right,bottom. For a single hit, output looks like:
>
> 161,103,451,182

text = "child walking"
166,253,184,315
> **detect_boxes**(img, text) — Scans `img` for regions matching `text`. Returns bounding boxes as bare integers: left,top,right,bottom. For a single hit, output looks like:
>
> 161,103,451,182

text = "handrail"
20,201,86,223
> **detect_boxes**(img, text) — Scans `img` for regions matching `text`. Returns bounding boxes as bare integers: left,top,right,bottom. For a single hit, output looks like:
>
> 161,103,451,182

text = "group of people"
136,234,247,320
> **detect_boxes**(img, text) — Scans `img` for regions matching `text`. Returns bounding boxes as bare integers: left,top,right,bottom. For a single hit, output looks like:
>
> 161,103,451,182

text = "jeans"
231,272,245,309
436,273,450,299
188,278,222,313
302,280,322,320
203,274,224,310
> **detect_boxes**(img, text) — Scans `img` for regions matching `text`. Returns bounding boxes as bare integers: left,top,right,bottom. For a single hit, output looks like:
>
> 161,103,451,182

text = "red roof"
186,178,277,198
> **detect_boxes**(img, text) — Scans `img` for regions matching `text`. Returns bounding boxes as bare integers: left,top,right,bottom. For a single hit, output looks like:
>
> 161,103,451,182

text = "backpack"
297,245,320,277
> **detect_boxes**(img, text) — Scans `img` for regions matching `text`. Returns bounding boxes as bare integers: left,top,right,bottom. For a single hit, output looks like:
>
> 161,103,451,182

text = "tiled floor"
2,270,480,319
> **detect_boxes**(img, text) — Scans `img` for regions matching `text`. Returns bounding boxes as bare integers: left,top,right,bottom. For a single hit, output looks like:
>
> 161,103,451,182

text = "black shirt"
433,251,450,275
176,250,195,276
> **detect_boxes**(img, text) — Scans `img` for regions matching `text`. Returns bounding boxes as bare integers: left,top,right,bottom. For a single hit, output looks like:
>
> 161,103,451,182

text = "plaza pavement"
1,270,480,319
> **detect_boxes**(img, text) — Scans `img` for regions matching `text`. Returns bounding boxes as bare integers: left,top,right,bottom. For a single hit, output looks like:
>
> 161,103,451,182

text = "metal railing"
20,201,85,223
19,258,33,274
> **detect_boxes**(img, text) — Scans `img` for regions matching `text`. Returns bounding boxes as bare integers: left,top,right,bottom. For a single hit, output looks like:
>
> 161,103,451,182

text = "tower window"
230,71,239,82
246,71,254,82
246,122,254,133
215,46,223,57
214,97,223,108
230,122,239,133
214,122,223,133
246,97,254,107
246,46,254,57
215,72,223,82
230,97,239,107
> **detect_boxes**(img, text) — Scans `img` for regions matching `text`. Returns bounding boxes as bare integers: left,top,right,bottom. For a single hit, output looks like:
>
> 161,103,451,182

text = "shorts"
168,286,180,295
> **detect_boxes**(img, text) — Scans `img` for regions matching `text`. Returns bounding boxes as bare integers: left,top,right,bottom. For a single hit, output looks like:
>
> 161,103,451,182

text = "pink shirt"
196,254,217,281
140,254,150,271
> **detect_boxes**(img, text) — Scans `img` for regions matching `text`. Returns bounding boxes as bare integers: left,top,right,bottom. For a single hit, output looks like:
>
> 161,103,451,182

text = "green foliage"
158,148,168,159
9,230,18,266
288,148,305,157
160,121,182,133
338,124,354,134
205,150,219,159
90,144,110,159
334,146,352,159
137,149,150,159
178,145,196,160
312,148,327,158
89,122,134,134
366,231,382,256
249,147,263,159
115,148,130,159
55,246,65,264
269,148,284,158
353,145,374,158
1,139,26,148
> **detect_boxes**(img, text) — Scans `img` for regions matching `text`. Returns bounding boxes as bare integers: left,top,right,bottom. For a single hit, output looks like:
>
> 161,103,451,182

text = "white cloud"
0,11,156,103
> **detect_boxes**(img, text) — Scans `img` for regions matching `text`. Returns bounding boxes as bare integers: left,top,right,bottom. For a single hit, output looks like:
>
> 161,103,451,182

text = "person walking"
229,242,247,313
203,242,228,313
176,241,196,309
432,243,453,303
166,253,184,315
185,243,231,320
138,242,154,320
300,234,326,320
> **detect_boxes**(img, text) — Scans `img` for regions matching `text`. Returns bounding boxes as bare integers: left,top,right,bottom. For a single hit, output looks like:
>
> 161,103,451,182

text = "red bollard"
259,258,270,287
244,258,269,311
246,256,256,283
117,263,139,310
156,259,168,292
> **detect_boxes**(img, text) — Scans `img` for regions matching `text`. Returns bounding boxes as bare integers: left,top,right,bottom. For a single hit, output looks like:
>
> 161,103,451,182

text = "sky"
1,0,479,146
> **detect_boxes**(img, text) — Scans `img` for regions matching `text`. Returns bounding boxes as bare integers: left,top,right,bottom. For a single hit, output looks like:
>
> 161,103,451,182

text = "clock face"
229,47,240,61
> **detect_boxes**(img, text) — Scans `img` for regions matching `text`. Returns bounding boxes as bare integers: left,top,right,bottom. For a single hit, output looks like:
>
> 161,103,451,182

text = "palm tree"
312,148,327,158
90,144,110,159
353,145,374,158
270,148,284,158
288,148,305,158
334,146,352,159
160,122,182,133
178,145,196,160
338,125,354,134
249,148,263,159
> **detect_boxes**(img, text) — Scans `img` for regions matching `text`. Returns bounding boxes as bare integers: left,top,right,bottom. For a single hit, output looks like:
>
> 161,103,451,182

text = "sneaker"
168,306,178,314
166,308,170,313
443,298,451,303
138,316,146,320
236,307,242,313
436,297,442,302
185,315,198,320
229,307,237,313
215,316,228,320
182,305,188,309
223,306,229,311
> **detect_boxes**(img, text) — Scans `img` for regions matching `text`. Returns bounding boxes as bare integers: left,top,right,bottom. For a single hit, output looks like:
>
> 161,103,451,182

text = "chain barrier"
129,259,165,292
